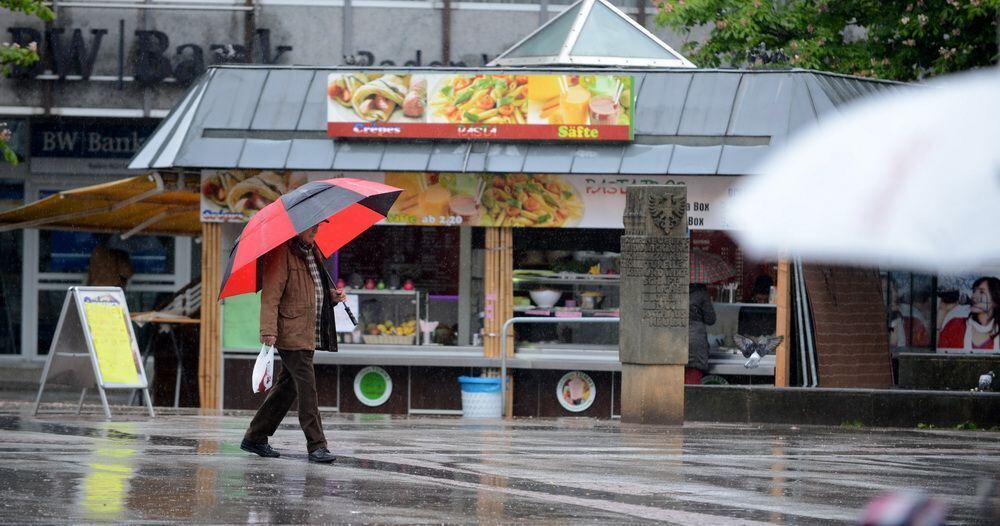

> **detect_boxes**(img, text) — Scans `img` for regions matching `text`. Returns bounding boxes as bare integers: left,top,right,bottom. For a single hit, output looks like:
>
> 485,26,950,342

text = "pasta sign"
326,72,634,141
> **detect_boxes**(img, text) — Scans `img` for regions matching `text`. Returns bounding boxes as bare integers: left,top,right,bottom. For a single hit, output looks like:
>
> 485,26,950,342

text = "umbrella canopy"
690,250,735,284
729,69,1000,272
220,178,401,299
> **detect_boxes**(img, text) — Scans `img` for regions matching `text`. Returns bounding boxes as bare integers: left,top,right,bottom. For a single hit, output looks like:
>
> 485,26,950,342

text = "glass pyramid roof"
490,0,694,68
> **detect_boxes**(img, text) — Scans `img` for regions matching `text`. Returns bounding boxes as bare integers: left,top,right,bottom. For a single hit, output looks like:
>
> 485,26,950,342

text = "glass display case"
508,228,623,350
512,271,620,348
345,289,420,345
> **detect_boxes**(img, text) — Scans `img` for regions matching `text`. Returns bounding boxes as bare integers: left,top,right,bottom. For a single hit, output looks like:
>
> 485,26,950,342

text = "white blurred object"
859,490,948,526
419,320,439,345
529,289,561,308
979,370,994,392
731,69,1000,272
744,351,762,369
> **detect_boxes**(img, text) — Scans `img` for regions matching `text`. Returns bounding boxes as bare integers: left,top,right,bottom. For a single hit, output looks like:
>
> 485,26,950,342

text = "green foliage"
1,142,16,165
0,0,54,21
2,0,54,165
0,43,39,78
656,0,1000,81
840,420,863,429
918,421,997,431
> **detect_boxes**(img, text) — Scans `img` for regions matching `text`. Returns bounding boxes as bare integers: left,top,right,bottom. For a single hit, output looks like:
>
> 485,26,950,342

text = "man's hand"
330,287,347,304
261,335,276,347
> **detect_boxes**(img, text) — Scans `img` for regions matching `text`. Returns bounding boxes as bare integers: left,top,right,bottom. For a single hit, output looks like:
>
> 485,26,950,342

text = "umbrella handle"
341,303,358,327
315,258,357,327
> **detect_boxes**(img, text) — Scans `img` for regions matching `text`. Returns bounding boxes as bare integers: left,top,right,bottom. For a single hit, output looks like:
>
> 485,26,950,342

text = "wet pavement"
0,404,997,524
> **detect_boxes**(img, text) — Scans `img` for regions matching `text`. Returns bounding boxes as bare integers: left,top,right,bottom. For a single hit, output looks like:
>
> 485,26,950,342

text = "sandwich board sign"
34,287,154,419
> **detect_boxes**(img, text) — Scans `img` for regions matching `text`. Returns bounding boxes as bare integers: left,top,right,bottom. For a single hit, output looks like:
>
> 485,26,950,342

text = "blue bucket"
458,376,502,393
457,376,503,418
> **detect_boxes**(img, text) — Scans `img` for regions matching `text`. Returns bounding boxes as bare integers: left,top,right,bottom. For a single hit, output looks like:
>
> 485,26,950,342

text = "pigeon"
979,371,994,392
734,334,784,369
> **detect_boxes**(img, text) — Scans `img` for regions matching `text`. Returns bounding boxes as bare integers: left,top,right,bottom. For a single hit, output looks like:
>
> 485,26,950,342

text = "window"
0,181,23,355
39,232,175,275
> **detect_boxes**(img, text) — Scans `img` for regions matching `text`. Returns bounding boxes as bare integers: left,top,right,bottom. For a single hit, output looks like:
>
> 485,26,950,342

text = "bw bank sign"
6,25,291,86
30,120,159,159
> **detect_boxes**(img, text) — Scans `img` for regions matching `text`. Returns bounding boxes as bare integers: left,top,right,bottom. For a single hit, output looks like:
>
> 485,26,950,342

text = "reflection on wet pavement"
0,412,997,524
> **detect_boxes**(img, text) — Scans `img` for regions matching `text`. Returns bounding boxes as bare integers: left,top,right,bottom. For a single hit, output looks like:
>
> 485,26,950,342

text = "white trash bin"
458,376,503,418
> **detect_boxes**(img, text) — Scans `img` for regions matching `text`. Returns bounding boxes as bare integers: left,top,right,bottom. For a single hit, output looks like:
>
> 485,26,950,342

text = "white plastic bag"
252,344,275,393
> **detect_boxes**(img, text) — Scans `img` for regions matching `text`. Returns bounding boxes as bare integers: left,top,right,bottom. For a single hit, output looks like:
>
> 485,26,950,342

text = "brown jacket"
259,242,338,352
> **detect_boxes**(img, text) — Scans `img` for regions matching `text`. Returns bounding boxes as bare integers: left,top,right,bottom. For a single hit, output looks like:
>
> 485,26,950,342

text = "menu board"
327,72,634,141
35,287,153,418
83,302,140,385
77,289,143,386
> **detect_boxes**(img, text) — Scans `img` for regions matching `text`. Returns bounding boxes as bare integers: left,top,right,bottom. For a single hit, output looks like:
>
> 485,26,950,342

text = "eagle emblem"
647,192,684,235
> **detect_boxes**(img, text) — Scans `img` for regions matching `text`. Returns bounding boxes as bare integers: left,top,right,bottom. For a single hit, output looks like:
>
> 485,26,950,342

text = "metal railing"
498,316,620,416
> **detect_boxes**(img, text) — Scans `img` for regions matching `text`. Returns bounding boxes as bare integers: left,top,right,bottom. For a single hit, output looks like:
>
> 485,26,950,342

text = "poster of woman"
938,276,1000,353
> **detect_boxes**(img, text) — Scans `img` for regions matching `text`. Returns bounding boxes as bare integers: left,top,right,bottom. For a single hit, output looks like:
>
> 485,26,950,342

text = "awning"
0,173,200,237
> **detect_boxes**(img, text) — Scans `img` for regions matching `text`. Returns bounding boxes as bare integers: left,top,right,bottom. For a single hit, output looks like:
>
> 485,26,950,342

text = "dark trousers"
244,349,327,453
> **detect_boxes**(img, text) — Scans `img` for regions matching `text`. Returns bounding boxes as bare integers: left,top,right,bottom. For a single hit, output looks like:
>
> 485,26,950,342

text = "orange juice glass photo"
419,185,451,217
560,85,591,125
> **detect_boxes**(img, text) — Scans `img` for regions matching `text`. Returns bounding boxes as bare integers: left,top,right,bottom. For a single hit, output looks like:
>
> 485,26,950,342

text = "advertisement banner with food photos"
200,170,310,222
201,170,741,229
326,72,634,141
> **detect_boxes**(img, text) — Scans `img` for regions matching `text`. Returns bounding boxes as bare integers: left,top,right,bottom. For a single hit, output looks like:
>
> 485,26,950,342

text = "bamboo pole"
483,227,515,415
483,227,514,360
774,258,792,387
199,222,222,409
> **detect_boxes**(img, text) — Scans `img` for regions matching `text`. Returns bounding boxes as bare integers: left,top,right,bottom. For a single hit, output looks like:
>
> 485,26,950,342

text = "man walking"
241,225,345,463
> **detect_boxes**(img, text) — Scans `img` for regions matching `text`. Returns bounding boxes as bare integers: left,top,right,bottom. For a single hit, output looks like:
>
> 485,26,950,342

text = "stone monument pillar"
619,185,689,425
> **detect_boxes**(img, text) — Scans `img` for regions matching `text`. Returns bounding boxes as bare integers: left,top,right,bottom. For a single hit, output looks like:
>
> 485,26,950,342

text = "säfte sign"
327,72,634,141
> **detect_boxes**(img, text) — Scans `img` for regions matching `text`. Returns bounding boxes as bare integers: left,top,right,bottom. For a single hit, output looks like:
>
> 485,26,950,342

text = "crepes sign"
326,72,634,142
200,170,307,222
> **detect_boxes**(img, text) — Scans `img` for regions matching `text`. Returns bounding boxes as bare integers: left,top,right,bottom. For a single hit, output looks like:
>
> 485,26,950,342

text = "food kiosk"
123,0,898,416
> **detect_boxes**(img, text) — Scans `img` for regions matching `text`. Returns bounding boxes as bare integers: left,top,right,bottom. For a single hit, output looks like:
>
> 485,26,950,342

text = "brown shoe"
308,447,336,463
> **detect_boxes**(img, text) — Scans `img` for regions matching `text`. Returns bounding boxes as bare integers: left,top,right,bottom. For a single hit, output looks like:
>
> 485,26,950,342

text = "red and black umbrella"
690,250,736,284
219,178,401,300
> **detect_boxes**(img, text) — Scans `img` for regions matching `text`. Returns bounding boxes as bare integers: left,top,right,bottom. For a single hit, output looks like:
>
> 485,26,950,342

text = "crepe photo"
327,73,427,122
201,170,307,221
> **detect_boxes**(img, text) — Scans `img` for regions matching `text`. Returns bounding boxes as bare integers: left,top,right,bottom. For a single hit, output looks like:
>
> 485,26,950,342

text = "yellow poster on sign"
83,302,140,385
